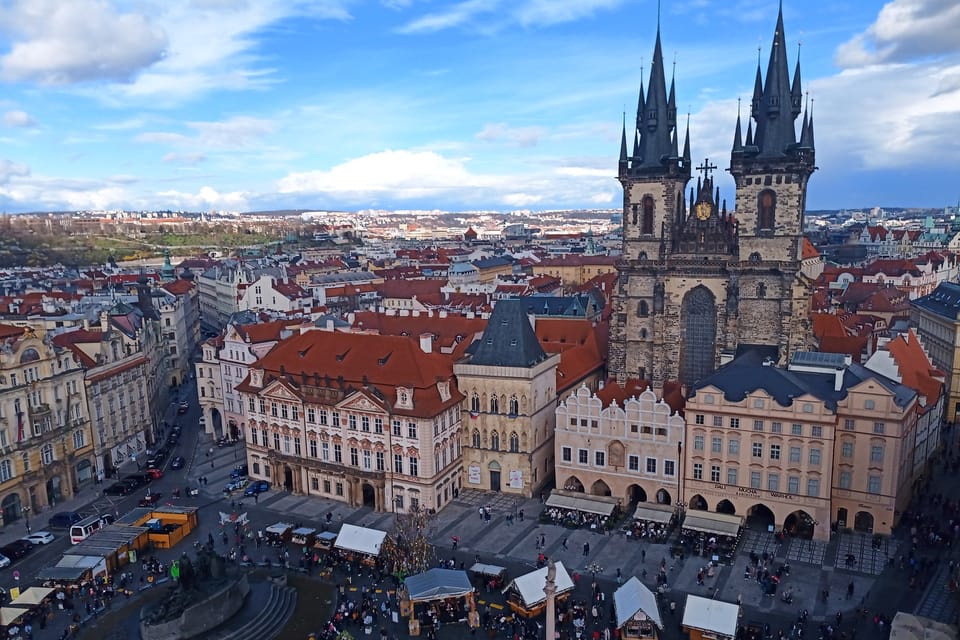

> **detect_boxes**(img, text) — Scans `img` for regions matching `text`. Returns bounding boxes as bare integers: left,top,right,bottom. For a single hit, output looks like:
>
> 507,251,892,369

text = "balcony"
28,403,51,419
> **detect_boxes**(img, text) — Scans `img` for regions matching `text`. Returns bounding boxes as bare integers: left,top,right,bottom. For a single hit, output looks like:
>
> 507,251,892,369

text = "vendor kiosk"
681,595,740,640
469,563,508,590
265,522,294,543
290,527,316,546
502,561,574,618
333,523,387,567
402,568,477,636
680,511,744,561
614,577,663,640
314,531,337,552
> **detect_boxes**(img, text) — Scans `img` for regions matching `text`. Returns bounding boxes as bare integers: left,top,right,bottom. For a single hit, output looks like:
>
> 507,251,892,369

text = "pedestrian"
452,536,459,551
583,542,590,557
847,581,854,599
519,508,524,522
479,507,485,521
254,493,259,504
641,549,646,563
616,568,622,584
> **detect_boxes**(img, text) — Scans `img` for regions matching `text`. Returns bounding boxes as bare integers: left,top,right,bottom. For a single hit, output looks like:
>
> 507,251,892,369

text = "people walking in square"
583,542,590,556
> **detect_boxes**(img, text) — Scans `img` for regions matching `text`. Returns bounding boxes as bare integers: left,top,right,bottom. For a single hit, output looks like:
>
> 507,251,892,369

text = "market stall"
265,522,294,543
469,563,508,590
9,587,54,608
629,503,676,542
0,607,28,627
333,523,387,567
70,525,150,574
314,531,338,551
402,568,477,636
680,512,744,560
681,595,740,640
502,560,574,618
614,577,663,640
290,527,316,546
38,555,108,587
542,490,621,532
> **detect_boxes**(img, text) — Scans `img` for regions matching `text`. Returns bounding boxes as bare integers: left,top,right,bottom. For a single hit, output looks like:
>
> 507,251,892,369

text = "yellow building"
0,323,94,527
532,255,618,288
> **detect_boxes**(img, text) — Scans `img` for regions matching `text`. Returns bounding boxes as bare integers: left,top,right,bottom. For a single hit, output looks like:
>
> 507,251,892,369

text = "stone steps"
208,582,298,640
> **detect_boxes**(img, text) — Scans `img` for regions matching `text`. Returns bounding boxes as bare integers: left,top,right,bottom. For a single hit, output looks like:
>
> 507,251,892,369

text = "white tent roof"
546,492,618,516
633,503,674,524
334,523,387,557
614,577,663,629
10,587,54,607
266,522,294,534
504,561,574,608
682,595,739,639
682,512,743,537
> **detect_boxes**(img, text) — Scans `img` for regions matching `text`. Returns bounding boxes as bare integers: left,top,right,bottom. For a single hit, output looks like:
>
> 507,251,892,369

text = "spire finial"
672,51,677,80
657,0,661,28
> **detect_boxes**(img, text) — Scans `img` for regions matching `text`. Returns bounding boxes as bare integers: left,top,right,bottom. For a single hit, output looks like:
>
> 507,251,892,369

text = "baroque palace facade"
608,6,815,390
237,328,463,513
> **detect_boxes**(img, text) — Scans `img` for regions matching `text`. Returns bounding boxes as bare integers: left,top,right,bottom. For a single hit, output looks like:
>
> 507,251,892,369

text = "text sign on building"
509,470,523,489
468,465,481,484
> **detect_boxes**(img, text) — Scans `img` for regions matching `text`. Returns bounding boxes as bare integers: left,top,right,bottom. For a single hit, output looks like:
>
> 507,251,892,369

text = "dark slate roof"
473,256,514,270
468,299,548,368
911,281,960,320
517,292,604,319
691,351,916,412
404,569,473,601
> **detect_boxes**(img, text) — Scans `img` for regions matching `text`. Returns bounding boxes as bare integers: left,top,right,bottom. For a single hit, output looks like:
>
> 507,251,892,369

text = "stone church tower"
609,6,816,390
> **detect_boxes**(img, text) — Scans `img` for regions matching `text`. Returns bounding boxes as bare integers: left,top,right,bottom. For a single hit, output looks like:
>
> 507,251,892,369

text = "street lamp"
22,505,31,534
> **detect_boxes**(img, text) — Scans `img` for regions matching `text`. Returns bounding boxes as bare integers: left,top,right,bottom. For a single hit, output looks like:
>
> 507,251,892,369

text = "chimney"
419,333,433,354
326,319,334,331
100,312,109,332
834,368,844,392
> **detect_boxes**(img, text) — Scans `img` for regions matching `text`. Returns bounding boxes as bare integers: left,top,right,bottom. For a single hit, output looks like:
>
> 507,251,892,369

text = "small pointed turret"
732,109,744,153
682,115,691,165
806,104,815,150
667,75,677,127
751,60,763,120
619,116,629,171
745,119,754,147
636,77,645,130
791,56,803,117
798,106,809,148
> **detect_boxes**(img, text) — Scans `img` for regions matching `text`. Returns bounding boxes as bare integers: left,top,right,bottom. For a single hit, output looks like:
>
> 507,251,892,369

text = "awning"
682,595,740,639
266,522,294,535
681,511,743,537
633,503,675,524
291,527,316,536
10,587,54,607
404,569,474,602
614,577,663,629
469,563,507,577
546,491,619,516
503,561,574,608
0,607,29,626
334,523,387,557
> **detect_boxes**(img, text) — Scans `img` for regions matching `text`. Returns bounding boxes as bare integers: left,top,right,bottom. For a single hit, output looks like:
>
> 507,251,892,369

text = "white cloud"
475,123,546,147
514,0,624,27
136,116,277,151
0,0,167,85
397,0,500,34
3,110,36,128
397,0,621,33
836,0,960,67
0,159,30,183
156,186,250,211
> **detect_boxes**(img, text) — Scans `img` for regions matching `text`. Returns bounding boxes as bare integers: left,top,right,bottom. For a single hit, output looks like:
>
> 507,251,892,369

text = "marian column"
545,559,557,640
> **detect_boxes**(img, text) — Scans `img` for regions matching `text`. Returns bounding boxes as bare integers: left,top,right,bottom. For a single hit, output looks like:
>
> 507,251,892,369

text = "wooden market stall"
333,523,387,567
681,595,740,640
543,490,621,531
114,505,199,549
402,568,477,636
70,524,150,574
502,561,575,618
290,527,316,546
37,555,108,587
265,522,294,543
613,577,663,640
314,531,338,552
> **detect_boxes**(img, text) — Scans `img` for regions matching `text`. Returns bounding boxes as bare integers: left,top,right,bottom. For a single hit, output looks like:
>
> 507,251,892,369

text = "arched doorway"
1,494,20,524
747,504,776,531
362,483,376,508
836,507,849,529
784,510,815,539
688,494,708,511
283,466,293,492
854,511,874,533
562,476,584,493
488,461,501,492
656,489,672,505
716,499,736,515
46,476,63,506
211,408,224,438
627,485,647,503
591,479,611,497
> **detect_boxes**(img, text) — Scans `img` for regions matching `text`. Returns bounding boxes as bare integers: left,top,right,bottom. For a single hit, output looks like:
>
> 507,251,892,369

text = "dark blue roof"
911,281,960,320
468,299,548,368
404,568,473,601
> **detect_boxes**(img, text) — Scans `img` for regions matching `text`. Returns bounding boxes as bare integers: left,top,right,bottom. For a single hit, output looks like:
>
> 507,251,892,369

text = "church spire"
732,99,743,153
790,45,803,117
630,23,680,172
682,114,691,165
753,2,798,156
619,113,629,169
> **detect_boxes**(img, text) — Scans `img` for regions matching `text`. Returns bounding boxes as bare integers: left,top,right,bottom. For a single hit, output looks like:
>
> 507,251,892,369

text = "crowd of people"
540,507,615,532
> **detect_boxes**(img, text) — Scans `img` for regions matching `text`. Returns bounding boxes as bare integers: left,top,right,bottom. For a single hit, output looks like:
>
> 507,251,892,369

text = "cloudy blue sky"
0,0,956,214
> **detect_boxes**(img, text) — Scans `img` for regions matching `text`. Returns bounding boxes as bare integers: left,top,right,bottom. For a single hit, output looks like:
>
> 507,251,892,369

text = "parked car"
243,481,270,497
138,493,164,508
0,554,10,569
167,433,179,446
47,511,83,529
230,464,249,479
121,473,152,488
169,456,186,470
146,453,166,468
223,478,247,493
178,402,189,414
21,531,55,546
144,467,164,480
0,540,34,560
103,482,134,497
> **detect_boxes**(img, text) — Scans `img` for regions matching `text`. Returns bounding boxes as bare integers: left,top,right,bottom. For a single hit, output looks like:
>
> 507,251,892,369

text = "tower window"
758,189,776,231
638,300,649,317
641,196,655,235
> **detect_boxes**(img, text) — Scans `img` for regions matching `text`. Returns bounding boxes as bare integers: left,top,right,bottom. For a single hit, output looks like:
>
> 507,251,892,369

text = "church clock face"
695,202,711,221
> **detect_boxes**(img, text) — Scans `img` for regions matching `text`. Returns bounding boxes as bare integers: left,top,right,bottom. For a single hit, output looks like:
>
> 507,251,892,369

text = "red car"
145,467,164,480
138,493,164,508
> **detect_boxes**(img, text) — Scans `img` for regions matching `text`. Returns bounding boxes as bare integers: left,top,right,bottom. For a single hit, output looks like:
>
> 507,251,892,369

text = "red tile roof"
883,329,944,409
162,279,195,295
235,319,303,343
801,237,820,260
596,378,649,408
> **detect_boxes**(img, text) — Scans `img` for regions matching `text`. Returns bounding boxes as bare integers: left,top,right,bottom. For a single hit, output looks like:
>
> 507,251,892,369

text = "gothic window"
638,301,649,317
680,286,718,386
749,252,762,263
756,282,767,299
509,432,520,453
472,430,481,448
489,395,499,414
490,431,500,451
641,196,655,235
470,393,480,413
509,396,519,416
638,251,648,261
758,189,776,231
640,329,648,339
631,204,639,226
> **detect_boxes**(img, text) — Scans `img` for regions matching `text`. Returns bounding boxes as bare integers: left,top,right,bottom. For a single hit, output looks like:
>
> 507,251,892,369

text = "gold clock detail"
695,202,711,221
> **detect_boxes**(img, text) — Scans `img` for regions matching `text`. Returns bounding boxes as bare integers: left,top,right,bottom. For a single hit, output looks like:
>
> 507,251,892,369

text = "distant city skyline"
0,0,956,214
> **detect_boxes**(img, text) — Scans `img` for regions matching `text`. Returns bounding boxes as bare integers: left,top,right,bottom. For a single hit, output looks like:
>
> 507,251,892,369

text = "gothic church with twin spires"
609,5,816,390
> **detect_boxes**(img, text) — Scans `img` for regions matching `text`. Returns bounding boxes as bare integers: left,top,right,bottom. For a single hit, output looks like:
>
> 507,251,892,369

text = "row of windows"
693,463,822,496
250,429,421,476
0,435,74,481
693,416,825,437
566,417,669,437
249,401,448,441
560,446,676,476
692,436,828,464
471,430,520,452
470,394,520,416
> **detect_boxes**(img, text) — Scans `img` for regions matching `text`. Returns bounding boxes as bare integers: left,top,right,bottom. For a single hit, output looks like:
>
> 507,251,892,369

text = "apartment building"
911,281,960,421
683,352,918,539
0,323,94,526
237,329,463,513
